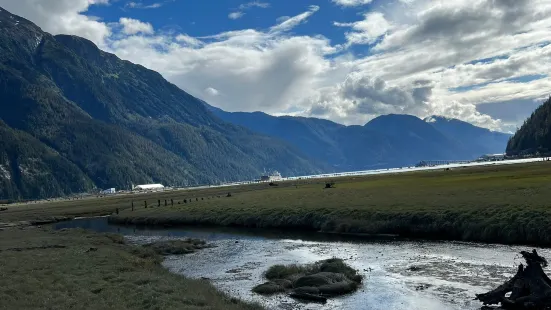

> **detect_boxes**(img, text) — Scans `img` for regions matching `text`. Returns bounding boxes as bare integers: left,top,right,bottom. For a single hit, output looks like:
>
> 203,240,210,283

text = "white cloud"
228,12,245,20
332,0,373,7
228,1,270,20
4,0,551,132
0,0,111,45
270,5,319,33
205,87,219,96
239,1,270,10
335,12,393,45
276,16,290,23
119,17,154,35
175,34,203,47
125,2,163,9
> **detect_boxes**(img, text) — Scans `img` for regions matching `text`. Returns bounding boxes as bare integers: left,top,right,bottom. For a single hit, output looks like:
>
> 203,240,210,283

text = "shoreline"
107,213,551,248
106,161,551,248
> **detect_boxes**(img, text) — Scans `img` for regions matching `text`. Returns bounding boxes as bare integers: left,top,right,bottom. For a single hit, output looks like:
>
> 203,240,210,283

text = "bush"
253,258,362,298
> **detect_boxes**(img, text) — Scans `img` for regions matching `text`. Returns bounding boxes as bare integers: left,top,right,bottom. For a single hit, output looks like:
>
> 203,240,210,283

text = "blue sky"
2,0,551,132
86,0,369,50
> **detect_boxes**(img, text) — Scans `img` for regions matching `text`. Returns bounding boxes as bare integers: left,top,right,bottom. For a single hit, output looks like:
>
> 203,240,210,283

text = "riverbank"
110,161,551,246
0,227,261,310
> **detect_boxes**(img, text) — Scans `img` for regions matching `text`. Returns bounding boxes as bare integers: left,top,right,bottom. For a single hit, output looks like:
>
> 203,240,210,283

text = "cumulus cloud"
3,0,551,131
119,17,154,35
175,34,203,47
335,12,393,45
0,0,111,45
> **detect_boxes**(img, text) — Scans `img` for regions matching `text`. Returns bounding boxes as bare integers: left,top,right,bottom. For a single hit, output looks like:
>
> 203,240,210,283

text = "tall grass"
110,162,551,246
0,228,262,310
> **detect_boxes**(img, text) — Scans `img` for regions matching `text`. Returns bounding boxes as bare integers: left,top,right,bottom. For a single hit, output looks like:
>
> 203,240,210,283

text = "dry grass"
0,227,261,310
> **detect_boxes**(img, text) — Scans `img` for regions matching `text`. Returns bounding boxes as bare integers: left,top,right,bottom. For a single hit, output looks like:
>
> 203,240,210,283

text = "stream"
55,217,551,310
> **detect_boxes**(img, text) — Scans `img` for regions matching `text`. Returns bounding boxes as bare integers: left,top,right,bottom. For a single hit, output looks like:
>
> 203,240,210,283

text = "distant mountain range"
207,105,512,171
0,6,512,200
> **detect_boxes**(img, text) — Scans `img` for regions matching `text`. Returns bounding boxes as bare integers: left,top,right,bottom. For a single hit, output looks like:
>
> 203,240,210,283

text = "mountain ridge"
208,106,512,170
0,7,324,199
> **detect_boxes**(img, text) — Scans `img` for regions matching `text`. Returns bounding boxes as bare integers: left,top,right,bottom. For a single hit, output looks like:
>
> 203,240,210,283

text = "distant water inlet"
56,217,551,310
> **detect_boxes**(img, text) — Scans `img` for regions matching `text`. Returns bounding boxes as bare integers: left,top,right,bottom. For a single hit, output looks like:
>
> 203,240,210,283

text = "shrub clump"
252,258,362,301
142,239,209,255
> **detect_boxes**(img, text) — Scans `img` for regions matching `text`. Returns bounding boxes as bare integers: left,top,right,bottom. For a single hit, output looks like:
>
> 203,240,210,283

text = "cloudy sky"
1,0,551,132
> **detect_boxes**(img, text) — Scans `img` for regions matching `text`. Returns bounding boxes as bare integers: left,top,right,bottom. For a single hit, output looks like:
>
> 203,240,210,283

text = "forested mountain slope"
507,97,551,155
0,7,323,199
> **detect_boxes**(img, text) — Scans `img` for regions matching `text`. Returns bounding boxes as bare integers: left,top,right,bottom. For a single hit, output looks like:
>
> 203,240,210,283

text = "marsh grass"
254,258,362,296
143,239,209,255
109,162,551,246
0,227,261,310
265,258,360,282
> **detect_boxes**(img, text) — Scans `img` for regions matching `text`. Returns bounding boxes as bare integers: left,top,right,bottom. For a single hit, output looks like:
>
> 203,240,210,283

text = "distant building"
478,153,506,161
133,184,165,191
101,188,116,194
259,171,283,182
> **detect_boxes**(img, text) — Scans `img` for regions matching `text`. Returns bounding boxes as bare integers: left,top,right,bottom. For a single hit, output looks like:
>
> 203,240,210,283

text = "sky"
1,0,551,132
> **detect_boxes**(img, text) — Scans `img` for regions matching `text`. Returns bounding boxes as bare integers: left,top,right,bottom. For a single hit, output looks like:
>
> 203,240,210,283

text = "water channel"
55,217,551,310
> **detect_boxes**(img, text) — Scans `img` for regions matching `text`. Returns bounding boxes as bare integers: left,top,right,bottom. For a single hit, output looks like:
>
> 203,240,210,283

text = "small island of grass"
142,238,211,255
253,258,363,303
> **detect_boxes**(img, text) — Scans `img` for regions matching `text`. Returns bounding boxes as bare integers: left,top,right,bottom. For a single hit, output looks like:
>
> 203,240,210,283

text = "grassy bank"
109,162,551,246
0,227,261,310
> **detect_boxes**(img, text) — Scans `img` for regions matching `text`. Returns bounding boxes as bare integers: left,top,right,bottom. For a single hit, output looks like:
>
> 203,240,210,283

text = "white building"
133,184,165,191
101,188,116,194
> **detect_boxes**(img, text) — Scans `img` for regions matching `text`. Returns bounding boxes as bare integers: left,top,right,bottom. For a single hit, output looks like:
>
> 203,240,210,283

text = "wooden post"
164,200,167,206
116,208,119,215
131,201,134,211
158,199,160,207
145,201,147,209
171,199,174,206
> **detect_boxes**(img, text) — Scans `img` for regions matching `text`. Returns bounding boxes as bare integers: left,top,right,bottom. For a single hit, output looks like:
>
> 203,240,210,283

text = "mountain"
507,97,551,155
0,7,324,199
0,120,93,200
210,108,512,169
209,105,510,170
425,116,511,156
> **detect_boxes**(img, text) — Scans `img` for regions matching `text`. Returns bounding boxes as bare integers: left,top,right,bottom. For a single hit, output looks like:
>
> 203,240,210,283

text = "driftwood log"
476,249,551,309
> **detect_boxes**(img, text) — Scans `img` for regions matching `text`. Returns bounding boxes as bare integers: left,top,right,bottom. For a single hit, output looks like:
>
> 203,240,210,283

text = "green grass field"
2,161,551,309
0,185,265,309
106,162,551,246
3,161,551,246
